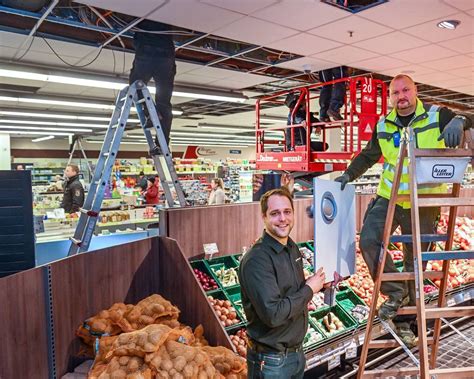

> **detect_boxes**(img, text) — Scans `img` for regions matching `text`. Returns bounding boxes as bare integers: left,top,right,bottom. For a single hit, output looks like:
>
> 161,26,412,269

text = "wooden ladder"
357,128,474,379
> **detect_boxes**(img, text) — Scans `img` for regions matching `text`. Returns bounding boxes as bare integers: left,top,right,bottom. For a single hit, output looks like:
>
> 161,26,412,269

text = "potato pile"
80,294,247,379
321,312,344,334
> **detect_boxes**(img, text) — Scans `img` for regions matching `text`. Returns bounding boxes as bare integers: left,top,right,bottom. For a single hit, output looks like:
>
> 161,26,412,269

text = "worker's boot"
328,109,343,121
394,321,418,348
378,293,409,321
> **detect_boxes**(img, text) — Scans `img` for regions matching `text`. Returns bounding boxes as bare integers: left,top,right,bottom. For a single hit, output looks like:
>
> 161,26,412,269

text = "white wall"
0,134,11,169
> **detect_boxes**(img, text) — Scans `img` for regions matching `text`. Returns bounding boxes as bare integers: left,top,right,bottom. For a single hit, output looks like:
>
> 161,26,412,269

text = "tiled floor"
373,318,474,378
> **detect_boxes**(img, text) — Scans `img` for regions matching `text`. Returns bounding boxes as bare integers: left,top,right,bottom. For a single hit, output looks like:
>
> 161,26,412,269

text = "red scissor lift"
255,76,387,175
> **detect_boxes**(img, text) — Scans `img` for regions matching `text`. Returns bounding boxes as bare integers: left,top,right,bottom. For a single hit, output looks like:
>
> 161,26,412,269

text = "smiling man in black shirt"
239,188,325,378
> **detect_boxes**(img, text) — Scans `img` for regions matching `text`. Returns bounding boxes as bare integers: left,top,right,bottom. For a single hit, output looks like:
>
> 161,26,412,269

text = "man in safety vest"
334,74,472,347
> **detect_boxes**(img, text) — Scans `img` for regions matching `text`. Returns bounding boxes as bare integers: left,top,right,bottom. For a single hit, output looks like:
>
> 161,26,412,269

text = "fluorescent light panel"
0,125,93,132
0,110,140,123
0,119,106,129
0,131,72,136
32,135,55,142
0,69,247,103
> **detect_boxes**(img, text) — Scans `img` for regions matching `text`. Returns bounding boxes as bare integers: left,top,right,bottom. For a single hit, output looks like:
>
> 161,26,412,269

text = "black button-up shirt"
239,231,313,352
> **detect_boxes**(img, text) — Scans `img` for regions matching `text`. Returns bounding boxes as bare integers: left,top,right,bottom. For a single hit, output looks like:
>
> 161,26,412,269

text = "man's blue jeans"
247,349,305,378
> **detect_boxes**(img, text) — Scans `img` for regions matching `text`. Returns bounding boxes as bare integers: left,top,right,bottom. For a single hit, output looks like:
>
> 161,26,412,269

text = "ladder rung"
368,337,434,349
361,367,420,378
390,233,448,243
430,366,474,378
396,196,474,207
79,208,99,217
414,147,473,158
397,305,435,315
422,250,474,261
102,152,110,157
380,271,444,281
70,237,82,246
136,98,146,104
398,306,474,318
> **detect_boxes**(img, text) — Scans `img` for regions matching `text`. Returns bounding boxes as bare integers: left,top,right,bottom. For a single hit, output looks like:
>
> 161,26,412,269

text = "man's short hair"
390,74,415,86
67,164,80,174
260,187,294,215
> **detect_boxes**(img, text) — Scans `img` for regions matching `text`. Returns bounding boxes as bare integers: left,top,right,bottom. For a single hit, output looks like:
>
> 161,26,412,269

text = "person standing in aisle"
239,188,326,378
61,164,85,213
334,74,472,346
208,178,226,205
285,92,329,152
318,66,348,122
136,171,148,192
144,177,160,205
129,20,176,147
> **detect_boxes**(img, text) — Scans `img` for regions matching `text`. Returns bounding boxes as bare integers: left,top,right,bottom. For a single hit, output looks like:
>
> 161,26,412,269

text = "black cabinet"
0,171,35,277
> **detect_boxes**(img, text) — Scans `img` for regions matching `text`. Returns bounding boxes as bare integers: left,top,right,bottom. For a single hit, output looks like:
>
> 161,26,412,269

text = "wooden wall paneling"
160,198,314,258
0,267,49,379
50,239,156,376
157,237,233,349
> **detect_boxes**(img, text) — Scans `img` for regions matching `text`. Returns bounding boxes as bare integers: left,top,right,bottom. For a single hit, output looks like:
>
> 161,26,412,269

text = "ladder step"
368,337,434,349
363,366,474,378
414,147,473,158
380,271,444,281
70,237,82,246
390,233,448,243
102,152,110,157
79,208,99,217
398,306,474,318
396,195,474,207
422,250,474,261
430,366,474,378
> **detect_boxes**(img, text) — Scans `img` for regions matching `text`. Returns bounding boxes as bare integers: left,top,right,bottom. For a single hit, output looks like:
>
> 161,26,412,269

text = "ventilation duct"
1,0,51,12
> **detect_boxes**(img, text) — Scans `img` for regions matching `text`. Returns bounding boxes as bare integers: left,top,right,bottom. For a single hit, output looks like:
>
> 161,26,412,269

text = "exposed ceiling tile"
208,78,258,89
183,66,233,80
467,9,474,16
312,45,379,65
147,0,244,33
0,31,29,49
267,33,342,56
71,0,164,17
387,44,460,64
75,87,119,99
275,56,337,72
447,85,474,95
439,35,474,54
308,15,394,44
449,66,474,78
380,64,436,79
414,71,459,84
428,77,472,89
357,0,460,29
353,31,429,55
216,70,275,85
174,73,220,86
352,56,410,72
212,16,298,45
251,0,349,31
404,12,473,43
420,54,474,71
176,61,204,75
199,0,279,15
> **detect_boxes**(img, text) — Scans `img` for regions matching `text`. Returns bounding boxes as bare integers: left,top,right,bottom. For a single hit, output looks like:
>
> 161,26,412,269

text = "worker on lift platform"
285,93,329,152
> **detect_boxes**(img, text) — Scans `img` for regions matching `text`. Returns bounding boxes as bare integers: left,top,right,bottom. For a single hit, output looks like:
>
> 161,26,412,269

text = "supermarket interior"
0,1,473,378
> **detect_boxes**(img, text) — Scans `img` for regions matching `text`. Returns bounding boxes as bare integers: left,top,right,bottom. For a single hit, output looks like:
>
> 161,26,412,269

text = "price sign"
328,355,341,370
345,340,358,359
447,298,455,307
203,243,219,259
358,334,365,345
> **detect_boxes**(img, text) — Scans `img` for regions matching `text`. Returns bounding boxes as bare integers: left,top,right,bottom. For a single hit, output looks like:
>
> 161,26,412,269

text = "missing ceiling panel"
322,0,388,14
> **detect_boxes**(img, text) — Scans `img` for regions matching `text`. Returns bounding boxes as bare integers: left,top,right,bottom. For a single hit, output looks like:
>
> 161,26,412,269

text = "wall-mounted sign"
229,149,241,154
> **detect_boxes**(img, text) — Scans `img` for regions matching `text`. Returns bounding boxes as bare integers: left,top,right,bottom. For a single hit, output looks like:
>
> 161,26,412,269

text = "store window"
322,0,388,14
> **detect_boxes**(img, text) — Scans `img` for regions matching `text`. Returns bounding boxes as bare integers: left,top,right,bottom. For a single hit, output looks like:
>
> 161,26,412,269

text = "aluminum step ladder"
357,127,474,379
67,80,186,256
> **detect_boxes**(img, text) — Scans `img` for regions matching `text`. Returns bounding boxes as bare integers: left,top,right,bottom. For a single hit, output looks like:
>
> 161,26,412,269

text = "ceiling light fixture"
32,135,55,142
197,123,254,133
0,125,93,133
437,20,460,30
0,68,247,103
0,119,106,129
0,95,182,115
0,110,140,123
0,131,73,136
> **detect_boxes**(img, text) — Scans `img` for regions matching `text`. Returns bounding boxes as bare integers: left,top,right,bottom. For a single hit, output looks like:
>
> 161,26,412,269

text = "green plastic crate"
207,257,239,288
305,241,315,251
190,259,220,292
232,254,243,266
336,288,368,324
224,285,247,323
309,304,357,338
303,319,327,351
207,290,244,330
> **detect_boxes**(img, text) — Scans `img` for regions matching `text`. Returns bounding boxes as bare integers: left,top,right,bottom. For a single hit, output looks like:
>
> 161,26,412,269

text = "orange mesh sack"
88,356,152,379
78,303,131,345
201,346,247,378
146,340,222,379
95,336,118,363
123,295,180,331
107,324,173,359
192,325,209,348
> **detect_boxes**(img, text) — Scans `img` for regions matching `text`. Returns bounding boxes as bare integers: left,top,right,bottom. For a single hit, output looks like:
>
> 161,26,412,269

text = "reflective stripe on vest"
376,100,447,208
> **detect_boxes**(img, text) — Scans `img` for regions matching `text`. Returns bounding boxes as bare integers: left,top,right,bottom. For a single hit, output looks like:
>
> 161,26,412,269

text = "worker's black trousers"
129,46,176,145
359,196,440,321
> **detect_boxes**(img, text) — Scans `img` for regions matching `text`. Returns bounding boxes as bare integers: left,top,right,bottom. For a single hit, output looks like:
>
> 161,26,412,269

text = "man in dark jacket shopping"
61,164,85,214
